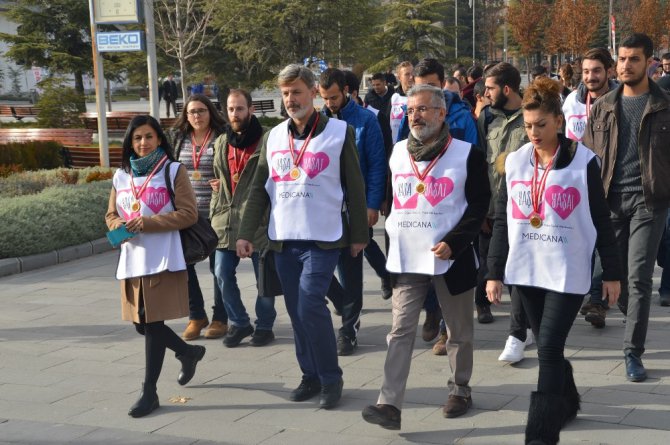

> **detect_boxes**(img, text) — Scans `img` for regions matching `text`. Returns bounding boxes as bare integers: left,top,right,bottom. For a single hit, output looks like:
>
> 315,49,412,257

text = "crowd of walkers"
105,32,670,445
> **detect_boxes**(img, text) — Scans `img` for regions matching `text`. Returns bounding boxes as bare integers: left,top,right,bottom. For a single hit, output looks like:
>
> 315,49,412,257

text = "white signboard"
97,31,144,52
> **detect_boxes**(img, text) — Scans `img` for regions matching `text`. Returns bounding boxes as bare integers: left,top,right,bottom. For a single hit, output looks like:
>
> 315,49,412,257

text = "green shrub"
0,141,64,170
36,78,85,128
0,180,111,258
258,116,285,127
0,166,115,198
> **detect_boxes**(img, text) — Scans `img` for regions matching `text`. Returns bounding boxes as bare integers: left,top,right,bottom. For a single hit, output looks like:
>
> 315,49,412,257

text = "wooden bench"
161,117,178,129
79,112,145,131
62,146,124,168
252,99,276,116
0,128,94,146
0,104,41,120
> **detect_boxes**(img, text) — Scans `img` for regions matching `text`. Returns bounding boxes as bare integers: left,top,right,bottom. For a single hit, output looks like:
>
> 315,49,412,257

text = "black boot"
525,392,564,445
176,345,206,386
128,382,159,418
563,359,581,425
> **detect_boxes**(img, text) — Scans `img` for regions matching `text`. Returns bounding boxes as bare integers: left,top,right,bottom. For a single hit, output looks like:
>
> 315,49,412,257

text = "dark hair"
531,65,547,78
414,58,445,84
175,93,227,135
227,88,252,108
559,63,573,79
583,47,613,70
521,77,563,117
473,79,486,97
662,52,670,61
121,115,175,173
484,62,521,92
444,76,461,90
621,33,654,59
466,65,483,80
483,61,500,73
343,70,360,93
454,67,467,79
319,68,346,91
371,72,386,81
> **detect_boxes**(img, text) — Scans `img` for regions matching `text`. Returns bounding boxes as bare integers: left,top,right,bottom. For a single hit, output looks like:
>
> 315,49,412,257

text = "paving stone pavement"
1,235,669,445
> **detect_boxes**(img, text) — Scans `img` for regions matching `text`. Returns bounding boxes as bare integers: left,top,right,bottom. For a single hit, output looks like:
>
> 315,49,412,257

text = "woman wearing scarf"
106,115,206,417
170,94,229,341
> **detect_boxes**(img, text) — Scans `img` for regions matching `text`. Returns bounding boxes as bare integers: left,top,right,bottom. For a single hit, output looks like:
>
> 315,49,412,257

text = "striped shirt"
178,135,216,217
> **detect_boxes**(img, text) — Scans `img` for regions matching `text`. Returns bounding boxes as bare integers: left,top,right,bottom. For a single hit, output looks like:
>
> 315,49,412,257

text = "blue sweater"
396,90,478,146
322,98,387,210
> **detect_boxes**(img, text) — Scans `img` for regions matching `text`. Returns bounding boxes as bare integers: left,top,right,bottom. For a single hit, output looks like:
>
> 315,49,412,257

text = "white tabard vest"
562,90,588,142
265,119,345,242
504,143,597,294
386,138,471,275
390,93,407,143
113,161,186,280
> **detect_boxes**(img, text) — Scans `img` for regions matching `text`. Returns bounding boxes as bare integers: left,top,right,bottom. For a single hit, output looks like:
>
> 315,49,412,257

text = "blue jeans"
588,250,608,309
214,249,276,331
326,248,363,338
658,210,670,297
187,251,228,322
275,241,342,385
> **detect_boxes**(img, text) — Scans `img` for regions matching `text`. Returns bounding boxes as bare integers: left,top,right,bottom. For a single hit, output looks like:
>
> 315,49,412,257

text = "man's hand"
431,241,452,260
602,280,621,307
236,239,254,258
351,242,367,257
208,178,220,192
367,208,379,227
380,200,389,217
486,280,503,305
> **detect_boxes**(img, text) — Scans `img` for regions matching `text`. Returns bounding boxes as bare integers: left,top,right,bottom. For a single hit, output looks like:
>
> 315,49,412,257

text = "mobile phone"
106,225,136,248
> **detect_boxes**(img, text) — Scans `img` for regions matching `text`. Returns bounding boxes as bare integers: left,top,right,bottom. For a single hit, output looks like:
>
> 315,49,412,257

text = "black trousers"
514,285,582,395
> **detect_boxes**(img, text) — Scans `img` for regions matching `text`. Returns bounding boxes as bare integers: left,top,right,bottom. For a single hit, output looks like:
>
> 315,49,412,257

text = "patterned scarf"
129,147,166,176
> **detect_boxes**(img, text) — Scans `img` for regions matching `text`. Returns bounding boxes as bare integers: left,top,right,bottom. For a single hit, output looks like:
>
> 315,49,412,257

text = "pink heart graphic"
421,176,454,207
393,174,419,209
270,150,293,182
116,188,140,220
391,103,405,119
566,114,587,141
510,180,545,219
300,152,330,179
140,186,170,214
545,185,581,219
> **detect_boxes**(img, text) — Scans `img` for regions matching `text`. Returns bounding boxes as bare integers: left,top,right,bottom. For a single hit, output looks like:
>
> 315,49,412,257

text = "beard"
410,119,441,142
230,116,250,133
620,70,646,87
491,93,508,110
285,102,311,120
585,78,607,93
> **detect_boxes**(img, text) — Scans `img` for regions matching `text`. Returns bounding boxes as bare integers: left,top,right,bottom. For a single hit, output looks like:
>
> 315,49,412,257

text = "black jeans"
514,285,582,395
326,248,364,339
475,232,493,307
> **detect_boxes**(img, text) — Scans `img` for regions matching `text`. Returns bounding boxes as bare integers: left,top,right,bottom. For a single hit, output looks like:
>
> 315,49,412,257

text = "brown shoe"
585,305,607,328
432,332,448,356
443,395,472,418
362,404,401,430
181,318,209,341
580,301,593,316
204,320,228,339
422,310,441,342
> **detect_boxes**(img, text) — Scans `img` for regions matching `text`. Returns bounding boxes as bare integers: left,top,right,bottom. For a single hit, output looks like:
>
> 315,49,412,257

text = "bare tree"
153,0,220,101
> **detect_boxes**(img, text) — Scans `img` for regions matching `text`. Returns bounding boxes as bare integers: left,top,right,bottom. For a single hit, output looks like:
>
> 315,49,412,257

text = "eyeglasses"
187,108,208,116
406,106,441,116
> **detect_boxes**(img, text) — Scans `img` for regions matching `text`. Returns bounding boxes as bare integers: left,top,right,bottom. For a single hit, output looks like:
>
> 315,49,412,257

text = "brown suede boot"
204,320,228,339
181,318,209,341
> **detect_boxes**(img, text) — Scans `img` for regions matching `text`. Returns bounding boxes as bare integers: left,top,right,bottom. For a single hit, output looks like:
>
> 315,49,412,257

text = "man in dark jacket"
163,74,179,117
319,68,388,356
583,33,670,383
361,84,490,429
364,72,395,156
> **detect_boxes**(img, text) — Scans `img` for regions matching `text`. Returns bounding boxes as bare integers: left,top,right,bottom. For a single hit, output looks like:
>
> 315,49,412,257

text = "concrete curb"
0,238,113,278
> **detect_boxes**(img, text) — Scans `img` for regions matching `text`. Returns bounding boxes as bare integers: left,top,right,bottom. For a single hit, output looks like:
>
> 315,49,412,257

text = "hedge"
0,167,114,198
0,140,64,173
0,180,111,259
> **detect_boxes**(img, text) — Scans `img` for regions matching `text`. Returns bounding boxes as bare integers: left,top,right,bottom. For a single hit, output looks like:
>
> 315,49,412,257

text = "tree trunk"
179,57,188,103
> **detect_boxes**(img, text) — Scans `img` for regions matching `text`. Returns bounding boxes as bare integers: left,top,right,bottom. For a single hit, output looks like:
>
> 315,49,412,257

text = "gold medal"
416,182,426,194
290,167,301,180
131,200,141,212
529,214,543,229
192,170,202,180
232,172,240,183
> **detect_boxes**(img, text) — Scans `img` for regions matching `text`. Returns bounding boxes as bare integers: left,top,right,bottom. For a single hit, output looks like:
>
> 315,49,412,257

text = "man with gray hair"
237,64,368,408
361,84,490,429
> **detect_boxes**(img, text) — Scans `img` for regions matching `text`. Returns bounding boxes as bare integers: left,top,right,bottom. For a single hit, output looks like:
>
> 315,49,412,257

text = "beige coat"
105,164,198,323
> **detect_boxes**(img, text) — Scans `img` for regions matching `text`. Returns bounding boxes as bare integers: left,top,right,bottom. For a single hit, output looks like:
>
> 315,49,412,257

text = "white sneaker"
525,329,534,348
498,335,525,362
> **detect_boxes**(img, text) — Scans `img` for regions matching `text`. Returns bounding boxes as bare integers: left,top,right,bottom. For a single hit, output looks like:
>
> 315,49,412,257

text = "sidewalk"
0,242,669,444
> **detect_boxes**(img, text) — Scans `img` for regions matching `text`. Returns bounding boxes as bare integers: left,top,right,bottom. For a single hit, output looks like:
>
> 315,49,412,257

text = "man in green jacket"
236,64,368,410
210,89,276,348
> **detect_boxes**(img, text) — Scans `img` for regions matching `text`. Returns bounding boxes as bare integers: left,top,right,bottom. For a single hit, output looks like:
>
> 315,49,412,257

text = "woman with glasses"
169,94,229,341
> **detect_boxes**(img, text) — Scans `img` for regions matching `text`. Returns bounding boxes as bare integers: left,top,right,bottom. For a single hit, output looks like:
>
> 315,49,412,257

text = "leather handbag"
258,248,283,298
164,161,218,264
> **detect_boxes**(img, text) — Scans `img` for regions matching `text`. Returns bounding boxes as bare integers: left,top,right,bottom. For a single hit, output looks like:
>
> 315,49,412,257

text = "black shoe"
476,304,494,324
319,378,343,409
660,294,670,307
337,334,357,356
289,377,321,402
585,304,607,328
362,404,401,430
249,329,275,347
223,324,254,348
176,345,206,386
128,382,159,418
625,352,647,382
381,277,393,300
562,359,581,425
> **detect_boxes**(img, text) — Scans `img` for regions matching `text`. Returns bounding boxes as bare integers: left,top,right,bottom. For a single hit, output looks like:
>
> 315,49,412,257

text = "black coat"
163,79,178,101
